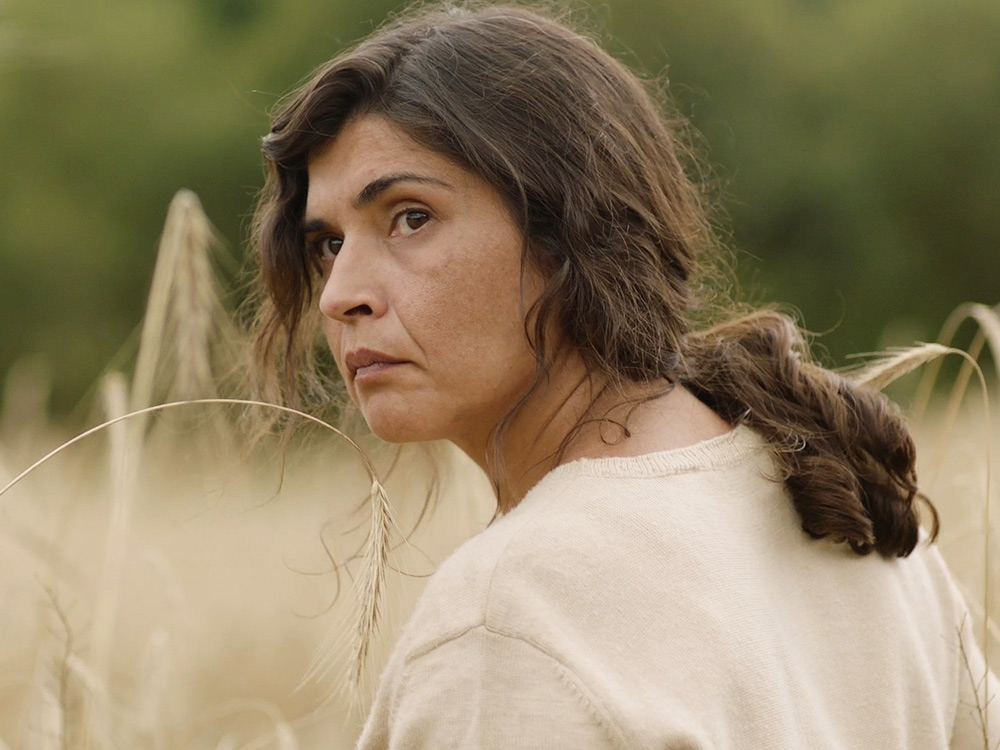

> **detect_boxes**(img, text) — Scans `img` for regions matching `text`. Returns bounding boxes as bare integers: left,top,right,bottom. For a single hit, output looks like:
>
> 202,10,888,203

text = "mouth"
344,348,409,380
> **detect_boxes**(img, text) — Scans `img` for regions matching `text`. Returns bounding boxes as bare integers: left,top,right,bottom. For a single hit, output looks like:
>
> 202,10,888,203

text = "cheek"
413,265,527,365
426,233,525,331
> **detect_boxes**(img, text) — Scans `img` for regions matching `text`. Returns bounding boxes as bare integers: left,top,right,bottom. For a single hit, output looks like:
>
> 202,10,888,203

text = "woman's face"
305,115,544,454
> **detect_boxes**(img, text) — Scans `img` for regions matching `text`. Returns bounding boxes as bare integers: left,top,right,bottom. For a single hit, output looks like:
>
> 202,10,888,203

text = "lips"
344,348,409,379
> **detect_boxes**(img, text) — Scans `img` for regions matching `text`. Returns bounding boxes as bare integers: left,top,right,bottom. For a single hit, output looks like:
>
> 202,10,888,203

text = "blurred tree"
0,0,996,419
602,0,1000,357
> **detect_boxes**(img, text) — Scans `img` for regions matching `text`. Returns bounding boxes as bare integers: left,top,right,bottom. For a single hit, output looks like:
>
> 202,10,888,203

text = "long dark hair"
250,2,937,558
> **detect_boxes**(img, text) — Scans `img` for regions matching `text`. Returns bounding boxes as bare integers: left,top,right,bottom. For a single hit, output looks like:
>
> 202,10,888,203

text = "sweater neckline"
530,423,764,488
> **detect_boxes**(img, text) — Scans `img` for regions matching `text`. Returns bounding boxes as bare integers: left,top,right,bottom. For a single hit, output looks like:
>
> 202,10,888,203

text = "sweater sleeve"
368,625,625,750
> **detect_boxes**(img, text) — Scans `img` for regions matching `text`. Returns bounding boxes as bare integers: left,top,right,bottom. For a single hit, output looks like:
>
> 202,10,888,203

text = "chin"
360,406,441,444
366,424,426,444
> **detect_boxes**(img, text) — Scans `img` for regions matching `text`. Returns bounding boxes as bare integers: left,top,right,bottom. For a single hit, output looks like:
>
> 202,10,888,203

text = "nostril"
345,303,373,317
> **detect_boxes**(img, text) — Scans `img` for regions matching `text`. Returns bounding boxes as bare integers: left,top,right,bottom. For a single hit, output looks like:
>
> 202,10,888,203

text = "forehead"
306,115,463,206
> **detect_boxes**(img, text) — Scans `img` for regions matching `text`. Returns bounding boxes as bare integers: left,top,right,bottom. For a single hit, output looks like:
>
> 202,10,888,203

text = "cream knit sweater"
357,425,998,749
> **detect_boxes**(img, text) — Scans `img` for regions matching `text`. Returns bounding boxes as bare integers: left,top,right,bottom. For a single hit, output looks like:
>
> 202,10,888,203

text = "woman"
251,4,997,748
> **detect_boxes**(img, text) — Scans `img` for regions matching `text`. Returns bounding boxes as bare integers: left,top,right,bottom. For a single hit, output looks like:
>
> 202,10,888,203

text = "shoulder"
398,425,778,655
386,500,538,653
360,496,638,749
362,427,783,747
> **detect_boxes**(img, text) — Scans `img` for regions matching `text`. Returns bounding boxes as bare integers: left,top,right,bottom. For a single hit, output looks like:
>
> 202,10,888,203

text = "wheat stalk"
184,698,304,750
30,685,61,750
0,397,397,701
958,613,991,749
168,193,223,402
909,305,1000,668
930,349,993,727
847,342,954,391
912,303,1000,422
85,372,130,745
132,189,230,414
350,478,392,688
84,190,237,742
32,589,81,750
233,707,335,750
850,338,995,741
136,628,171,750
955,579,1000,659
906,307,1000,501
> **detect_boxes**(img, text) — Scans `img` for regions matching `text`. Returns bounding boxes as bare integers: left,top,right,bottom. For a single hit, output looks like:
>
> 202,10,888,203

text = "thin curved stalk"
912,303,1000,423
0,397,395,696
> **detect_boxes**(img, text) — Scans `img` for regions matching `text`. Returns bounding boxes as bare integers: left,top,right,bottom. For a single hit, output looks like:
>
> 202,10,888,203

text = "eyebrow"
302,172,454,235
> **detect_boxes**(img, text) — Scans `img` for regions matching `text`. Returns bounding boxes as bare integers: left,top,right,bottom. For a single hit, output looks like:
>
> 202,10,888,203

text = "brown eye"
318,236,342,259
395,209,430,235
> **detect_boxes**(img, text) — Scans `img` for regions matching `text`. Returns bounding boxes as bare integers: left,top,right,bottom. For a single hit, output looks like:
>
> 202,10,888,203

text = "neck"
452,354,731,512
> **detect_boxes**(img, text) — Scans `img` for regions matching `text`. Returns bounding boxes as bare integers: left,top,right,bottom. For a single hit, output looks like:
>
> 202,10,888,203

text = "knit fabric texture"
357,425,998,749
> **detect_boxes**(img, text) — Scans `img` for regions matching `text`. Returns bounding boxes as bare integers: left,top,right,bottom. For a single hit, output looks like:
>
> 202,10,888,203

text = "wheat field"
0,192,996,749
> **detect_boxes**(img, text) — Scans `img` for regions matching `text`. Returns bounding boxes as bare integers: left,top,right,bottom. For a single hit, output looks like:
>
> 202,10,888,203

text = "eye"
311,235,342,260
393,209,430,236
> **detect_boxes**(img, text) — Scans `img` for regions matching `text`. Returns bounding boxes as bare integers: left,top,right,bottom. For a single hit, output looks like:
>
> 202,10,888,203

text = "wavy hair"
250,2,937,557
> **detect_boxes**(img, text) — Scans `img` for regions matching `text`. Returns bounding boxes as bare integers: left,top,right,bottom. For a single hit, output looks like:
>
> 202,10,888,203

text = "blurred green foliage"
0,0,997,418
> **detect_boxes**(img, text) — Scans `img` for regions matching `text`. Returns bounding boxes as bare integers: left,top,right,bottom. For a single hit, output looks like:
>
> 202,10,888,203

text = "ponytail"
683,310,938,558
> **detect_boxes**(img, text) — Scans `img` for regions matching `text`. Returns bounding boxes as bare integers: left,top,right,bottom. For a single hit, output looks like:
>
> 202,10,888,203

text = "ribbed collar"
529,423,764,490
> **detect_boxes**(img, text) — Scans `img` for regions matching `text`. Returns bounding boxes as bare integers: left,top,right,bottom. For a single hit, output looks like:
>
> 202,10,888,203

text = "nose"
317,241,387,322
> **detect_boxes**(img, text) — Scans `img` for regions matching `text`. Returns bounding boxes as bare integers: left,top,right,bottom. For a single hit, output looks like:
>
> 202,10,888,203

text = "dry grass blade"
132,189,233,415
71,190,239,745
88,372,132,734
136,628,171,743
299,476,400,702
192,699,300,750
65,653,116,747
847,342,953,391
169,194,223,402
102,372,129,478
957,614,991,748
938,347,996,744
851,337,995,740
132,192,183,416
955,579,1000,658
30,685,61,750
275,722,299,750
351,479,392,688
219,704,337,750
32,590,75,750
236,711,299,750
912,307,1000,494
0,397,397,701
934,307,1000,466
912,303,1000,421
1,399,369,502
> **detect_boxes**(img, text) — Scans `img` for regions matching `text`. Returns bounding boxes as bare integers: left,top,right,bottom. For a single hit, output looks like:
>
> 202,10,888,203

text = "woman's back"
359,426,994,749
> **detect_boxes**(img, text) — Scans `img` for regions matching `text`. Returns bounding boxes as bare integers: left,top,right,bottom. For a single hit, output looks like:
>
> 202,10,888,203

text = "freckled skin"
307,116,732,502
307,115,543,458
